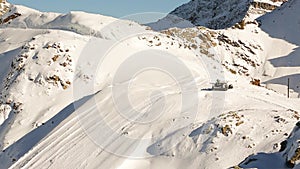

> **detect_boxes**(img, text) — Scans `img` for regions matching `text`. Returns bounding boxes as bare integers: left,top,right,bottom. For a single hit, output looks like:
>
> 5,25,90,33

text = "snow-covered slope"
0,1,299,169
259,0,300,98
239,121,300,168
0,29,91,151
151,0,299,98
0,4,150,40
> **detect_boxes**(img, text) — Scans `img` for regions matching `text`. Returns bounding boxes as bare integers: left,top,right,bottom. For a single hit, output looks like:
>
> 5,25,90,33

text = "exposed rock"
251,1,279,10
221,125,233,136
250,78,261,86
0,13,21,24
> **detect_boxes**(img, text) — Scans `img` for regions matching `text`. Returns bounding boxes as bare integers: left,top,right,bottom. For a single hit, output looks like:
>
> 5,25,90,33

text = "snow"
147,15,195,31
0,5,150,40
259,0,300,97
0,0,299,169
147,0,287,31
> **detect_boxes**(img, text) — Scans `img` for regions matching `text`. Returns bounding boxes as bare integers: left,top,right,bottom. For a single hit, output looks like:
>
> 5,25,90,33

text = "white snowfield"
0,0,299,169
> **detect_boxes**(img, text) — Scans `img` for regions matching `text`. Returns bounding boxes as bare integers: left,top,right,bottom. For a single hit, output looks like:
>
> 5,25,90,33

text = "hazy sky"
9,0,189,19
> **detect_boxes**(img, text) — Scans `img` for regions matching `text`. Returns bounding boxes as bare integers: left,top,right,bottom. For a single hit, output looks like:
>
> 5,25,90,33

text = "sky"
9,0,190,22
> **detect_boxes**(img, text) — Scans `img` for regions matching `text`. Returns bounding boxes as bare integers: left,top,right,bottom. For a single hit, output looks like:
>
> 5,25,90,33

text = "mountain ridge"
148,0,288,31
0,0,299,169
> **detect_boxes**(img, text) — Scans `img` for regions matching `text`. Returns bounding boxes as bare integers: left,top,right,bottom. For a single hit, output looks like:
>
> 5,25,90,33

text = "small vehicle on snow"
211,80,233,91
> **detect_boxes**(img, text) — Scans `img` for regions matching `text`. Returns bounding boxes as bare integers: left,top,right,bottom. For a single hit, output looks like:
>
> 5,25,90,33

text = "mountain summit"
148,0,288,31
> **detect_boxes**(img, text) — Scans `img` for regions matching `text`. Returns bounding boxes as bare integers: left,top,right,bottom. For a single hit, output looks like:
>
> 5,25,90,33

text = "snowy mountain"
0,0,299,169
148,0,288,31
0,4,149,40
152,0,299,98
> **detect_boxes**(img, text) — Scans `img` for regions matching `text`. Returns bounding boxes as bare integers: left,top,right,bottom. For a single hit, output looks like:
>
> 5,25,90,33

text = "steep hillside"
148,0,287,31
259,0,300,98
152,0,299,98
0,1,299,169
239,121,300,168
160,26,265,79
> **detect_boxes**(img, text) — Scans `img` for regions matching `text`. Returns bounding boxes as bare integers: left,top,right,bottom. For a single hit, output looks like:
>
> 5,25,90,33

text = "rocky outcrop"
0,0,9,17
282,122,300,167
251,1,279,10
0,12,21,24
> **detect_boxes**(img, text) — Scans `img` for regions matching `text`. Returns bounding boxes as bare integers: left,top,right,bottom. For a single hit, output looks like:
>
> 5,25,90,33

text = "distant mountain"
148,0,287,31
0,4,149,40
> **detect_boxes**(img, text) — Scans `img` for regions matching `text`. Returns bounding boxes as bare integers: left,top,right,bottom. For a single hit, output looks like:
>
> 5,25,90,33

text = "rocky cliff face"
169,0,251,29
148,0,288,31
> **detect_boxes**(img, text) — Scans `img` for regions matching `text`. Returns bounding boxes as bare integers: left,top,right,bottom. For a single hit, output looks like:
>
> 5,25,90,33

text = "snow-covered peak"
0,4,150,40
170,0,251,29
148,0,288,31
